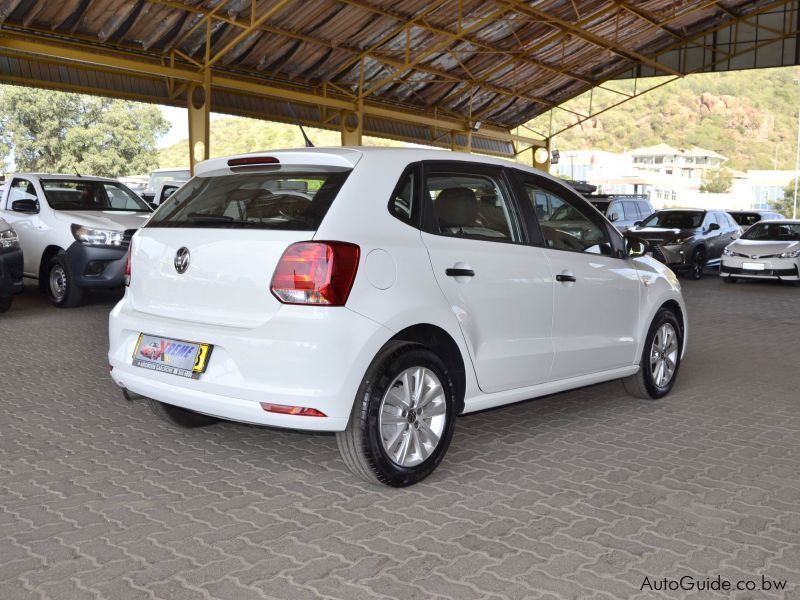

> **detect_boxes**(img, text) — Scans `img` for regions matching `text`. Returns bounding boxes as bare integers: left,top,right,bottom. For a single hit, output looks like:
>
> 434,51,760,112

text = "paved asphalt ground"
1,276,799,600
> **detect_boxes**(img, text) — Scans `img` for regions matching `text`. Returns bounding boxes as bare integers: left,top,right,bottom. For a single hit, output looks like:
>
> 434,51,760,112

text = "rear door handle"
556,274,576,283
446,268,475,277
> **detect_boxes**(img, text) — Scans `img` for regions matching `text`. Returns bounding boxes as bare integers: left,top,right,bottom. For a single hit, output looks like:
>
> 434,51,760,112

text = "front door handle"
446,267,475,277
556,273,577,283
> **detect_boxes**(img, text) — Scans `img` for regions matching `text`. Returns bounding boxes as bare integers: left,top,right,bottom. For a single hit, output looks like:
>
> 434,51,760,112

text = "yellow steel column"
188,76,210,175
340,107,363,146
532,139,551,172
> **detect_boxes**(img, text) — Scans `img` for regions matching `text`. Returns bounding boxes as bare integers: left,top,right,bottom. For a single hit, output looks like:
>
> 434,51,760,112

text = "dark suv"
727,210,784,232
588,195,655,232
625,209,740,279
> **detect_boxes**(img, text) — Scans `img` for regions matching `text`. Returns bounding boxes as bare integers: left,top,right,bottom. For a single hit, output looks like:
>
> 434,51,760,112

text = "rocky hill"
541,67,800,170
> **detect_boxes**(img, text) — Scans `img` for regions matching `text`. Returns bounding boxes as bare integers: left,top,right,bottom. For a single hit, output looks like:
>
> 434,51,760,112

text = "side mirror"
633,220,642,227
608,212,620,222
11,199,38,213
626,236,648,258
708,222,720,232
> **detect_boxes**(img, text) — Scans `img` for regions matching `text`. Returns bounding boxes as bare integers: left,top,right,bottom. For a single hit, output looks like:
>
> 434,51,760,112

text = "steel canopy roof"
0,0,798,156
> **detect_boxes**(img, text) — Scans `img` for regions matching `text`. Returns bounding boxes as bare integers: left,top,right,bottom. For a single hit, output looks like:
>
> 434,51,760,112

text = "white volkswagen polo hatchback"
108,148,687,486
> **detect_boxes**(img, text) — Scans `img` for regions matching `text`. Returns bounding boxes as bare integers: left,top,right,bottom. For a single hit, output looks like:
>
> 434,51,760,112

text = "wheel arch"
657,298,687,357
38,245,64,290
390,323,467,415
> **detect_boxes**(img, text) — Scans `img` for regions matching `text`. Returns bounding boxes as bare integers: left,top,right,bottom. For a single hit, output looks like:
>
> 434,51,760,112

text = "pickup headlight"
71,224,124,247
0,228,19,249
779,249,800,258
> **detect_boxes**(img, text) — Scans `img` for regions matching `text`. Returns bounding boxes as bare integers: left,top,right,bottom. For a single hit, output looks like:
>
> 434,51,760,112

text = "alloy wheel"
650,323,679,388
379,367,447,467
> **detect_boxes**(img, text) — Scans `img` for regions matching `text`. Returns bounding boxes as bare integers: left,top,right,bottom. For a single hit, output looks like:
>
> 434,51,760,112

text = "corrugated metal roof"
0,0,796,154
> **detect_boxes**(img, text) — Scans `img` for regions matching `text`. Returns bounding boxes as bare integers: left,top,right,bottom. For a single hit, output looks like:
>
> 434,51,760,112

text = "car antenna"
285,102,314,148
75,170,82,177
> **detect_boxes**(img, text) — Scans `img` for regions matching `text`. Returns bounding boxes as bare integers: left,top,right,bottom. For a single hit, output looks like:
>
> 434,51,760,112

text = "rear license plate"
132,334,212,379
742,262,765,271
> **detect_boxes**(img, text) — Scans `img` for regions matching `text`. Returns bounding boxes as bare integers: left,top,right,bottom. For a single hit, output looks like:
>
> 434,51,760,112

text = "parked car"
727,210,784,233
148,167,190,193
151,181,187,207
108,148,687,487
0,174,152,307
625,209,740,279
588,195,655,232
0,218,23,313
720,220,800,284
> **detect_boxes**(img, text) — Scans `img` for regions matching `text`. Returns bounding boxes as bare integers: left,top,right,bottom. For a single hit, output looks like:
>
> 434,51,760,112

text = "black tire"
336,341,457,487
46,254,84,308
146,398,220,428
623,307,683,400
687,247,706,280
0,295,11,313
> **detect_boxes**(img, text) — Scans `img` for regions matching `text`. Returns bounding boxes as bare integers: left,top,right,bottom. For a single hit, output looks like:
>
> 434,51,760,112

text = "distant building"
629,144,727,179
550,143,796,211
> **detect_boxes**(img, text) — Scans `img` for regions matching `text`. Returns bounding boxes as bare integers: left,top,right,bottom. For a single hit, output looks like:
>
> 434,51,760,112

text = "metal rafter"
499,0,684,77
538,0,798,139
0,31,544,151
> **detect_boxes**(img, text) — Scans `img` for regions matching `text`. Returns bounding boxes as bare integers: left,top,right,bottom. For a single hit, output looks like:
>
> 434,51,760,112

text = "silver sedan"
720,220,800,284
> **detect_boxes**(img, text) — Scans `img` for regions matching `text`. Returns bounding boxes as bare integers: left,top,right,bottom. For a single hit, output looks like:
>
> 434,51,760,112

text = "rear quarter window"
148,168,351,230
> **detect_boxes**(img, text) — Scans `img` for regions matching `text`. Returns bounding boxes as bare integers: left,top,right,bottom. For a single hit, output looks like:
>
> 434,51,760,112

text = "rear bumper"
64,242,128,288
0,247,24,298
108,299,391,431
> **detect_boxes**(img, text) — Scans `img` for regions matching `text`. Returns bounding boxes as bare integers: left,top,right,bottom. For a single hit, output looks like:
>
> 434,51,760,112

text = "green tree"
0,86,169,177
777,178,800,217
699,169,733,193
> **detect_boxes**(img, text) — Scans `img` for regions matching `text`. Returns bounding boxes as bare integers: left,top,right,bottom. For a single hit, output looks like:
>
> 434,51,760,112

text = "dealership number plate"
742,262,765,271
132,334,212,379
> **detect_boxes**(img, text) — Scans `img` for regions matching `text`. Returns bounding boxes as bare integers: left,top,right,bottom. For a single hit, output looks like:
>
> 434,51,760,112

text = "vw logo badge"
174,247,190,274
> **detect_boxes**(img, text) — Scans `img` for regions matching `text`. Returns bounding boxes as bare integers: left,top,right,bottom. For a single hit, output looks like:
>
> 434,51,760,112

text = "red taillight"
227,156,280,167
271,241,359,306
260,403,327,417
124,248,131,286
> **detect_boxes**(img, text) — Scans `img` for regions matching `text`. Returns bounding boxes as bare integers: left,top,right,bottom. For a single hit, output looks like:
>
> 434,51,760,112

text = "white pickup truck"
0,173,152,307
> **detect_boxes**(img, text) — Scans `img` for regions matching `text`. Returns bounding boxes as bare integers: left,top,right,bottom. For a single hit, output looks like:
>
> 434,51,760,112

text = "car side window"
520,181,613,255
425,169,522,243
703,212,717,228
637,201,652,217
7,178,38,208
607,201,623,222
622,201,639,220
389,168,416,225
104,184,141,210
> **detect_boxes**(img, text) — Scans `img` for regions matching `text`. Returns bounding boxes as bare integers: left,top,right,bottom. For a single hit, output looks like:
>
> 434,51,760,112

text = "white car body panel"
108,147,688,432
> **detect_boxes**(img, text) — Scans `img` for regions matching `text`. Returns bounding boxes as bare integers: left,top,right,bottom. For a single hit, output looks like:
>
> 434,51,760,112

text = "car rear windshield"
641,211,703,229
741,222,800,241
730,212,760,226
41,179,151,212
147,168,351,230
